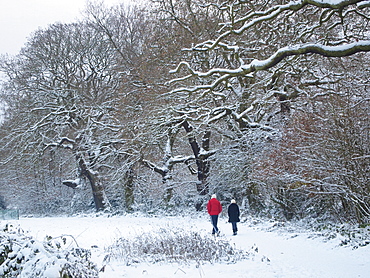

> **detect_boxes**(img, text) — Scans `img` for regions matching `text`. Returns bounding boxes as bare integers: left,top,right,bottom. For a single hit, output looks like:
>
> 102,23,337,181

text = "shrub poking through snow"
105,228,249,265
0,223,98,278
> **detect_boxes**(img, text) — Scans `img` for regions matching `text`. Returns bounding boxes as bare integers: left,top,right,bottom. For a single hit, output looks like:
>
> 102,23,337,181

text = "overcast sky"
0,0,126,56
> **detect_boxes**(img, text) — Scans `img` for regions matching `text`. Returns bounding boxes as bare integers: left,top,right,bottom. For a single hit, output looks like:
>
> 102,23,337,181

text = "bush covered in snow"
105,227,249,266
0,223,98,278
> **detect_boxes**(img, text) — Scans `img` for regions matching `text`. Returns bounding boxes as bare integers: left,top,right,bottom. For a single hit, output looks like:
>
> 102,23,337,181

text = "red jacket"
207,198,222,215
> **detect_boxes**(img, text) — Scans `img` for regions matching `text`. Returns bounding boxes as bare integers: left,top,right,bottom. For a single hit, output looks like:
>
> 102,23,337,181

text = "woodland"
0,0,369,224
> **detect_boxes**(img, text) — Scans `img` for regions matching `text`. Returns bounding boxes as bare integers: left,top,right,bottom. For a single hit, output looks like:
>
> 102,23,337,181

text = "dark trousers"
210,215,219,234
231,222,238,233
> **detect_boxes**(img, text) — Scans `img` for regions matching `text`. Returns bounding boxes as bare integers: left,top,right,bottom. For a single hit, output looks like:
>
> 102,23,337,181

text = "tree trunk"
182,121,211,210
182,121,211,194
124,167,135,212
196,130,211,196
77,155,111,211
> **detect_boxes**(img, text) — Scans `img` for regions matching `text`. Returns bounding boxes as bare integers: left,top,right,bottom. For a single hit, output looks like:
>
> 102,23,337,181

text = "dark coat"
228,203,240,223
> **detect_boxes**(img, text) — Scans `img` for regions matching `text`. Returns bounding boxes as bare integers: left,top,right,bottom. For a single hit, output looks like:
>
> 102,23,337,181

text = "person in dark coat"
207,194,222,235
228,199,240,235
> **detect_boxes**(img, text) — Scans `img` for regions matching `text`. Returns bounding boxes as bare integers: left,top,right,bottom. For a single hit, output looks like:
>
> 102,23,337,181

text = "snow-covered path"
234,223,369,278
16,215,370,278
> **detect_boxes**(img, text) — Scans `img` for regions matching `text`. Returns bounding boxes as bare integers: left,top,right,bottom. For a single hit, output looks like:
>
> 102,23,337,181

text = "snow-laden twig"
170,41,370,94
193,0,366,51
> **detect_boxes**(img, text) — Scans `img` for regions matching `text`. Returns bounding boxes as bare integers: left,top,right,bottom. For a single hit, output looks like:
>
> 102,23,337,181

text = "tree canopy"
0,0,369,223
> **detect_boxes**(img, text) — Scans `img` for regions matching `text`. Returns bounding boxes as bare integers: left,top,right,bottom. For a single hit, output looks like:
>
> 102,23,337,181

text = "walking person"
207,194,222,235
228,199,240,235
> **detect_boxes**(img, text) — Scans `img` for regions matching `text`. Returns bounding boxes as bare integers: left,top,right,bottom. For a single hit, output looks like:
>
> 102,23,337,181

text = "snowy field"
6,214,370,278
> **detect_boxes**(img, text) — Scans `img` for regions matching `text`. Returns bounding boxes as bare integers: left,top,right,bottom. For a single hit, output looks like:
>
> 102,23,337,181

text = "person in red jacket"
207,194,222,235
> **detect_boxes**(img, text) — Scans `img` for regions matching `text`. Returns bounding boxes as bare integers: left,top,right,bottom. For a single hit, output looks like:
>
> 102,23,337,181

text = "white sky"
0,0,127,56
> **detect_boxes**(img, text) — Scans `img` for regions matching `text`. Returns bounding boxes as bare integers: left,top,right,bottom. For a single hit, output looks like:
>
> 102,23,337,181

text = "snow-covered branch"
170,41,370,94
142,154,195,179
194,0,366,51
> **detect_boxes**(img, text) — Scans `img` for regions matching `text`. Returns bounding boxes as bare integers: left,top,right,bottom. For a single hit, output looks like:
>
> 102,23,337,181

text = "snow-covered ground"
7,214,370,277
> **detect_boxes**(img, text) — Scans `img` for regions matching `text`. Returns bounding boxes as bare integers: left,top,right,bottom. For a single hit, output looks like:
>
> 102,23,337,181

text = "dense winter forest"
0,0,369,224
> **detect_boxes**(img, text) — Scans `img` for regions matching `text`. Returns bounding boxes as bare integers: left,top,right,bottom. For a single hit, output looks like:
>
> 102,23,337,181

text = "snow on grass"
0,223,98,277
3,213,370,278
105,227,249,265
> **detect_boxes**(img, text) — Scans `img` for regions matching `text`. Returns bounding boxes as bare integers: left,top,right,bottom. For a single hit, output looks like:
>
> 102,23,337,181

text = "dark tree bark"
182,120,212,210
182,121,210,194
124,167,135,212
77,154,110,211
58,138,111,212
198,130,211,193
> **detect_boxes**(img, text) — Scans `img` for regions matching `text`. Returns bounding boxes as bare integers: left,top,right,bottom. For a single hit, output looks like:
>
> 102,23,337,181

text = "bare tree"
0,22,130,211
168,0,370,120
163,0,370,217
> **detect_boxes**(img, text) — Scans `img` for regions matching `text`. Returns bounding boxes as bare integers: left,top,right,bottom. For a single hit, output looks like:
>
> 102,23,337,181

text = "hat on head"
231,199,236,203
211,194,217,199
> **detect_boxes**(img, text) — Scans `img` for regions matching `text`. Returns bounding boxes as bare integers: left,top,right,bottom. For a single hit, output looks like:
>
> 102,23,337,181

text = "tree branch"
193,0,365,51
170,41,370,94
